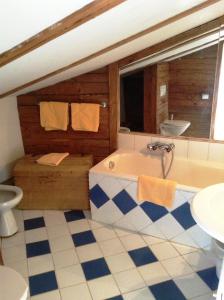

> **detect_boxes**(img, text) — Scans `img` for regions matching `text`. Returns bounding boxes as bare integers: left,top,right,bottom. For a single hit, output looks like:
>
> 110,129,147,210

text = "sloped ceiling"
0,0,224,97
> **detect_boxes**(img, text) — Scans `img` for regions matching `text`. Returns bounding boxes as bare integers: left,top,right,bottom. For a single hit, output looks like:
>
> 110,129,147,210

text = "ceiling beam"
0,0,126,68
0,0,222,98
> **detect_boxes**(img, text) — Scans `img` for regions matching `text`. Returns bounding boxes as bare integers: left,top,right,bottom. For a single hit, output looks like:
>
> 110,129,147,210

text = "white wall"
0,96,24,182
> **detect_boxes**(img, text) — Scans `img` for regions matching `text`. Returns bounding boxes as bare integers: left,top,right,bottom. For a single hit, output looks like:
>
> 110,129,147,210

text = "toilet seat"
0,266,28,300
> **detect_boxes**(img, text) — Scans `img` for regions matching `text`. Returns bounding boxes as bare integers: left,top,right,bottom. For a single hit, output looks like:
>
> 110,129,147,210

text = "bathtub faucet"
147,142,175,153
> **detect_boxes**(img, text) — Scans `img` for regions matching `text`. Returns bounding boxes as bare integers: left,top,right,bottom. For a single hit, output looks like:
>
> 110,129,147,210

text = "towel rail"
38,101,107,108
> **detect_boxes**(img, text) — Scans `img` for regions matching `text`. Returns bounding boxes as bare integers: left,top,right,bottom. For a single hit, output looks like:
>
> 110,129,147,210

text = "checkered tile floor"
0,209,218,300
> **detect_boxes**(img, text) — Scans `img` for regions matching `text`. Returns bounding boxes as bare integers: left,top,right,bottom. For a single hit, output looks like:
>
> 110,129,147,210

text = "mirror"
120,26,223,140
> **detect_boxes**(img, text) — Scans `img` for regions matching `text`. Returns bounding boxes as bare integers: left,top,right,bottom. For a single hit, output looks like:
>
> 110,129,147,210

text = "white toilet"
0,265,28,300
0,184,23,237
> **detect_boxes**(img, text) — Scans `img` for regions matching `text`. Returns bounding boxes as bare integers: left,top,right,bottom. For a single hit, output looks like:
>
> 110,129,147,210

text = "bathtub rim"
90,149,201,193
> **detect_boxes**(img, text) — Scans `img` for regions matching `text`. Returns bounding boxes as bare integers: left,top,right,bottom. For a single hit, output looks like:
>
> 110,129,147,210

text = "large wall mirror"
120,24,224,141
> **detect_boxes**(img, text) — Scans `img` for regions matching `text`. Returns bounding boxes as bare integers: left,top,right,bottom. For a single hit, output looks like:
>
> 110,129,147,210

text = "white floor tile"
28,254,54,276
123,287,156,300
47,223,70,239
183,251,216,271
88,275,120,300
150,242,179,261
83,210,91,219
44,210,66,226
13,209,24,232
142,234,165,246
60,283,92,300
56,264,85,289
99,237,125,257
93,226,116,242
114,216,137,232
172,242,198,255
105,252,135,273
1,232,25,248
174,273,211,299
68,219,90,234
138,261,170,286
190,293,214,300
155,214,184,239
25,228,48,243
161,256,194,278
2,244,26,263
23,210,43,220
114,268,145,293
76,243,103,263
114,227,132,237
126,206,152,231
30,290,61,300
52,248,79,269
88,219,103,230
120,233,146,251
5,259,28,278
140,223,165,239
49,235,74,253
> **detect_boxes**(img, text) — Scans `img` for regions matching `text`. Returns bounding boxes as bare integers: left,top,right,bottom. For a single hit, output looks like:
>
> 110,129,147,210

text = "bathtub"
89,150,224,249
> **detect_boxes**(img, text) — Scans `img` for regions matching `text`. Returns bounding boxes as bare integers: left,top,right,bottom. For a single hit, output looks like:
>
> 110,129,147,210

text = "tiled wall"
118,132,224,163
89,172,211,250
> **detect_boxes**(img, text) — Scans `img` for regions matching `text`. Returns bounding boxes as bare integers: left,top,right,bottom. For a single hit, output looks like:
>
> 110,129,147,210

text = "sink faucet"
147,142,175,153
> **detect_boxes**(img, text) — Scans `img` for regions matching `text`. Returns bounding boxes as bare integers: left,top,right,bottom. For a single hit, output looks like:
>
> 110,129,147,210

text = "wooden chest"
13,154,93,210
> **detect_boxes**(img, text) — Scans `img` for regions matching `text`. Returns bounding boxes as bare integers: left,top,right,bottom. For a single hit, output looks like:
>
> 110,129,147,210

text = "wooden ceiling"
0,0,224,98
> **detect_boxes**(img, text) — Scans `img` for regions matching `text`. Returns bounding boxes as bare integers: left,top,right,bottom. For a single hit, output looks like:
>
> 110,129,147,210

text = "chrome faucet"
147,142,175,153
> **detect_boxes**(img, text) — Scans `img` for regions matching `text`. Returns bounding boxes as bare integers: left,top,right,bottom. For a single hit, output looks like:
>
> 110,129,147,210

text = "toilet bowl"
0,265,28,300
0,184,23,237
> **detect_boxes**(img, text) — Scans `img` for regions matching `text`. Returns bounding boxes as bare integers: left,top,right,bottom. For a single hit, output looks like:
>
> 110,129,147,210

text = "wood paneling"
168,45,218,138
17,67,115,163
109,63,119,152
144,65,157,133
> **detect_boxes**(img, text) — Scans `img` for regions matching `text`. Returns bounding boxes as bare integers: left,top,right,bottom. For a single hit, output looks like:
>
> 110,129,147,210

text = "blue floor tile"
197,267,219,291
64,210,85,222
29,271,58,296
171,202,196,230
149,280,186,300
128,246,158,267
112,190,137,214
26,240,51,258
81,257,111,280
90,184,110,208
140,201,168,222
72,230,96,247
24,217,45,231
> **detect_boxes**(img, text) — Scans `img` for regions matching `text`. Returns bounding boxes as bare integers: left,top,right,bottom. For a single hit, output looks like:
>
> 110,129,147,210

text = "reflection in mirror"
120,28,221,139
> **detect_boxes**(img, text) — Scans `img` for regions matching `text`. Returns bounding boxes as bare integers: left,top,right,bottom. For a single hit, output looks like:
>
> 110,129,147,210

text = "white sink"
160,119,190,136
191,183,224,299
191,183,224,244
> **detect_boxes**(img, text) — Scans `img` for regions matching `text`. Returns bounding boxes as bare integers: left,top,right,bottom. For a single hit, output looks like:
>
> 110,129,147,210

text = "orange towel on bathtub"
71,103,100,132
36,153,69,166
40,101,69,131
137,175,176,208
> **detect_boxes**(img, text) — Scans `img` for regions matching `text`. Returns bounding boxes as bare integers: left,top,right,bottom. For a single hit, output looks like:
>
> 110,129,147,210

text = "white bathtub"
89,150,224,249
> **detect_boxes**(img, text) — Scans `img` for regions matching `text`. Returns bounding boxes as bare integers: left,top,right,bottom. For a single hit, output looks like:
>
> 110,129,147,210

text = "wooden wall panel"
168,45,218,138
17,67,116,164
144,65,157,133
